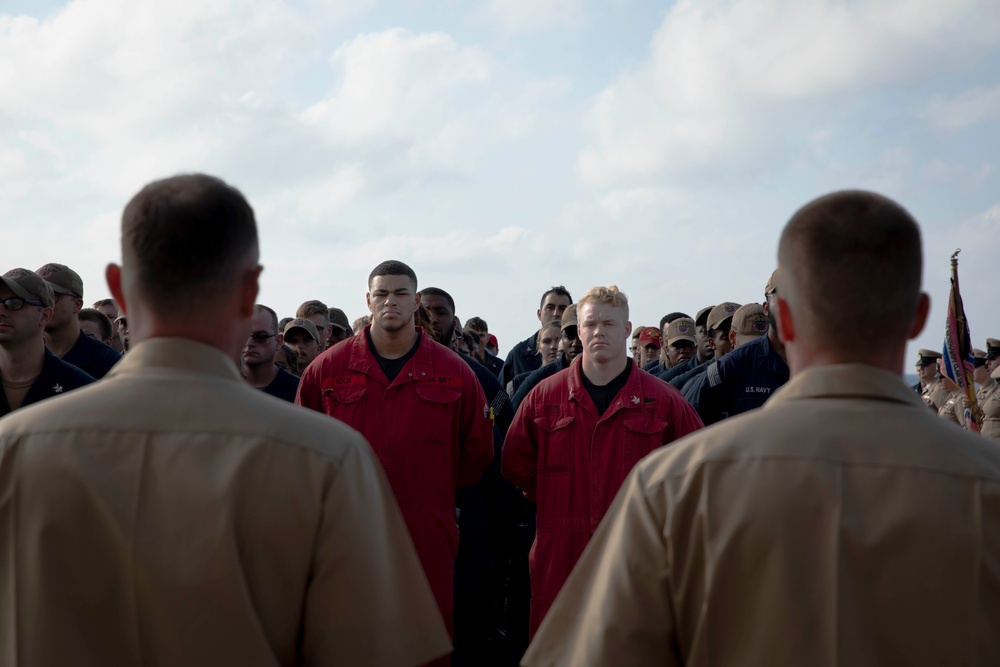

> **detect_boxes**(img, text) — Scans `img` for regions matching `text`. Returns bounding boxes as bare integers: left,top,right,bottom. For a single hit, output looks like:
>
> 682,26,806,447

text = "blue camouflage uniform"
686,334,789,425
454,351,515,666
499,332,540,389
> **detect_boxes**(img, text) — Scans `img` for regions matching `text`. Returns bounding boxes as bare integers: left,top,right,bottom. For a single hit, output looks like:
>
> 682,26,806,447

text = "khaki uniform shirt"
938,390,967,428
524,364,1000,667
982,370,1000,440
923,379,949,411
0,339,450,667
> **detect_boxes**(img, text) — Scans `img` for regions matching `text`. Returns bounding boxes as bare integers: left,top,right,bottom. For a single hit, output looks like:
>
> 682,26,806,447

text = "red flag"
942,250,981,432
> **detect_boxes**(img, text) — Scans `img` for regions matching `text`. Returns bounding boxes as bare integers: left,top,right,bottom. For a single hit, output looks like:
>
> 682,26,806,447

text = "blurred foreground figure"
524,191,1000,667
0,174,449,667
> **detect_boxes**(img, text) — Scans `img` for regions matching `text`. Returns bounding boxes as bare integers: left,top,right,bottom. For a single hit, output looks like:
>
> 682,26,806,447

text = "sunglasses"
1,297,44,311
247,331,278,344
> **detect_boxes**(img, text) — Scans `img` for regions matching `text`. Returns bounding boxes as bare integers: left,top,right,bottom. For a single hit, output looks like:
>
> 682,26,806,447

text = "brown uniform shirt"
524,364,1000,667
0,338,450,666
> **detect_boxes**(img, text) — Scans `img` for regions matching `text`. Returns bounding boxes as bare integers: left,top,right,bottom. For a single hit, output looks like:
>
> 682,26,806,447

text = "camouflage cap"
987,339,1000,360
707,302,741,331
328,307,351,332
765,269,779,296
732,303,768,346
560,303,578,330
283,318,320,344
666,317,696,346
1,268,54,308
695,306,714,328
36,263,83,298
916,349,943,366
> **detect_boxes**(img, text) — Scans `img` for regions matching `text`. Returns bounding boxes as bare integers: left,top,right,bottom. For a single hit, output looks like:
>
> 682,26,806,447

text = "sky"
2,0,998,366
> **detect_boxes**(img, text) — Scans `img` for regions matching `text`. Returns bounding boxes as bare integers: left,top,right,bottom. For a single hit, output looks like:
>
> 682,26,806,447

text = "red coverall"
296,327,494,646
502,358,704,636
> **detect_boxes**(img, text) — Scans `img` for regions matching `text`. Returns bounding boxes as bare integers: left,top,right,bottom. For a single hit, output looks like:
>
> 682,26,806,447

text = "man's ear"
624,320,632,340
907,292,931,340
774,296,796,344
238,265,262,318
39,306,54,330
106,264,126,314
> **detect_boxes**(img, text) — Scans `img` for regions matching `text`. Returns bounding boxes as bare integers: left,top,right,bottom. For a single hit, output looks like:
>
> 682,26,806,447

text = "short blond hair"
578,285,629,321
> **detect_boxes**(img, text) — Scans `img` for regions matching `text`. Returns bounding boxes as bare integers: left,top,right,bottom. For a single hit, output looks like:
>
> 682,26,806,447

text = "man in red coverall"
502,284,703,637
296,259,493,662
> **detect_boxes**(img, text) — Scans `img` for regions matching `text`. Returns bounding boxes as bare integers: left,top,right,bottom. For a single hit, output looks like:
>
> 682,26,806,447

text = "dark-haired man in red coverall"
297,259,493,665
502,285,703,637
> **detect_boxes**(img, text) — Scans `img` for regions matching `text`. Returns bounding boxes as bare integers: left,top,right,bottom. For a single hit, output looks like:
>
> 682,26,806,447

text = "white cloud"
0,0,309,140
0,141,30,214
297,165,367,219
578,0,1000,186
300,29,492,140
481,0,585,32
925,85,1000,133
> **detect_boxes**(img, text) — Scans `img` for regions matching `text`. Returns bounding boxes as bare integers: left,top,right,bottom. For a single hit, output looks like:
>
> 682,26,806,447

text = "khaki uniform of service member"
0,339,450,667
523,365,1000,667
982,367,1000,441
982,339,1000,441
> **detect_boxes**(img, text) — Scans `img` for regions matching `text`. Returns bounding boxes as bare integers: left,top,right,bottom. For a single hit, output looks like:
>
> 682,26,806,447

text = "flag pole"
946,249,982,431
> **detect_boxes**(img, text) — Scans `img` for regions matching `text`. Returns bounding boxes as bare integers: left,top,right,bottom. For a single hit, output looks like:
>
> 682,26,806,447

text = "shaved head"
777,191,923,357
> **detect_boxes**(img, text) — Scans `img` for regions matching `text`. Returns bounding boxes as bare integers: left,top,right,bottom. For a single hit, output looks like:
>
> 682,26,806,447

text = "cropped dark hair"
368,260,418,290
464,316,488,332
121,174,257,310
421,287,455,314
78,308,113,342
540,285,572,309
255,304,279,333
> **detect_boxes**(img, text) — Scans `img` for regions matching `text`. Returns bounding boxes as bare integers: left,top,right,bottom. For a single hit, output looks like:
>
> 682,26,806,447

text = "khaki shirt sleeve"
301,433,452,667
522,465,680,667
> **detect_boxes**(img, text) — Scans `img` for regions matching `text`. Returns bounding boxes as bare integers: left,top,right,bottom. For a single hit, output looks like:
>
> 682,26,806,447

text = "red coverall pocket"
534,415,575,474
623,414,668,472
322,385,367,432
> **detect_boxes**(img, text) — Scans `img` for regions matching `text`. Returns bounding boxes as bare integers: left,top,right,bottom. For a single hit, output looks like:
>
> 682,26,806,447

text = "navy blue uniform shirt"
688,334,789,425
0,348,95,417
62,329,121,379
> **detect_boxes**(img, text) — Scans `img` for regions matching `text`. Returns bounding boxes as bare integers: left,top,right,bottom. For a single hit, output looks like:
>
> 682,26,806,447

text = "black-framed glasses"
247,331,278,344
0,297,43,311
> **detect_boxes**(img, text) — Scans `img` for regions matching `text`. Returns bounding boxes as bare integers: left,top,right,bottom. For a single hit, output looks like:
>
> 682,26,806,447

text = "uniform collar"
764,364,926,411
348,325,433,383
566,357,648,419
107,338,243,382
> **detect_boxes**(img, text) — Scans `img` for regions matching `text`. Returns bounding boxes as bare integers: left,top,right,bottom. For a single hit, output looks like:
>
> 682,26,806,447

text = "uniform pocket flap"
325,385,367,404
534,415,575,432
416,382,462,404
624,415,668,434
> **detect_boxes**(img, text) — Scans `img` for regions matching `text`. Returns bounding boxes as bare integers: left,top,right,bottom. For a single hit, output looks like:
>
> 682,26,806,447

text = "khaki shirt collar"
107,338,243,382
764,363,926,411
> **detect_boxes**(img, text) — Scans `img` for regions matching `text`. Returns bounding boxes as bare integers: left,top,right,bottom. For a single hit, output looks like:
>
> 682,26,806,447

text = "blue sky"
2,0,998,365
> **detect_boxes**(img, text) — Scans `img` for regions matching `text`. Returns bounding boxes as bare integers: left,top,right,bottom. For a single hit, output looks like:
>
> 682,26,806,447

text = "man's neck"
697,350,714,364
370,323,419,359
581,353,628,386
0,338,47,383
45,321,80,357
245,360,279,389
